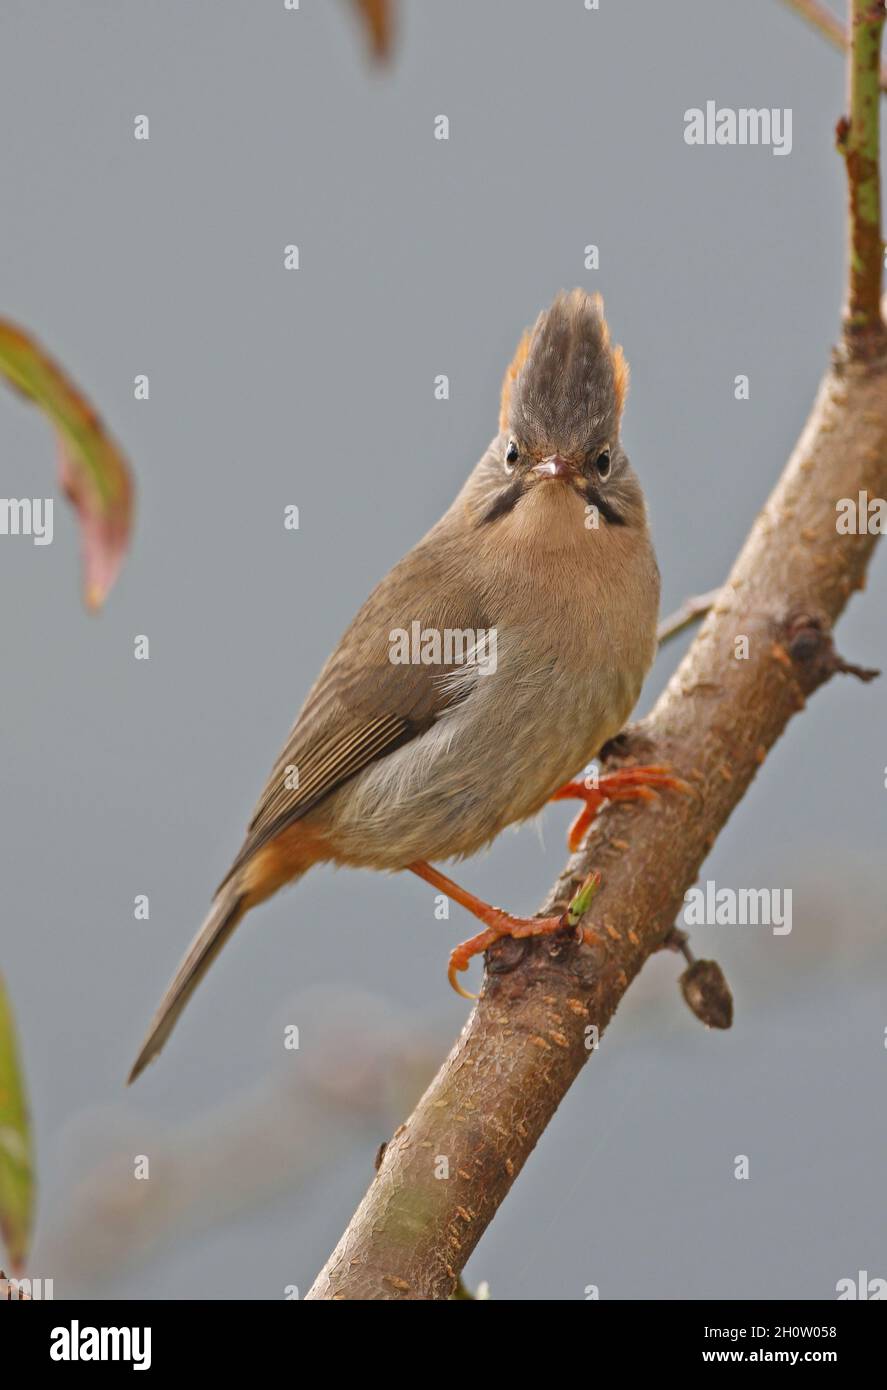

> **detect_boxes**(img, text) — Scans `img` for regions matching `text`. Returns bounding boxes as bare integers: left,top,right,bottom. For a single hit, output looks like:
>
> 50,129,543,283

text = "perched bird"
129,289,681,1083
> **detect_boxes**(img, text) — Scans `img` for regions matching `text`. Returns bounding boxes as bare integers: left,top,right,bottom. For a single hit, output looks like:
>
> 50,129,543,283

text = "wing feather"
219,518,490,887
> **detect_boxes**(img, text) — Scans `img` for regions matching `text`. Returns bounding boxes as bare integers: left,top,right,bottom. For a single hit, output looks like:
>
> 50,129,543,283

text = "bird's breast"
321,514,658,868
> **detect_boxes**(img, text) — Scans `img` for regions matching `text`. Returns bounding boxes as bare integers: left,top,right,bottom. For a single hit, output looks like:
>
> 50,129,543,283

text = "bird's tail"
127,889,245,1084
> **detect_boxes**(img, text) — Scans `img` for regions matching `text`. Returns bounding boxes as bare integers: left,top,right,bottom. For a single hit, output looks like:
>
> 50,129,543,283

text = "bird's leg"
551,764,690,853
408,861,601,1000
408,769,687,998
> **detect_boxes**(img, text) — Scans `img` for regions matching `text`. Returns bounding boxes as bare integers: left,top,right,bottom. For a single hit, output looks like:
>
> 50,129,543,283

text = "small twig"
782,0,887,92
663,925,695,966
830,654,880,680
840,0,887,354
784,612,880,682
657,588,720,646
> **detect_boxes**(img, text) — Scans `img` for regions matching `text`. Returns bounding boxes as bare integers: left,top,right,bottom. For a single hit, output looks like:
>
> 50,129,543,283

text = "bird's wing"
221,526,488,882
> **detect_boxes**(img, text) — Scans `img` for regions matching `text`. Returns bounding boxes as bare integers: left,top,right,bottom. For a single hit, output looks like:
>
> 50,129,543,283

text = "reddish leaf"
351,0,394,61
0,320,134,611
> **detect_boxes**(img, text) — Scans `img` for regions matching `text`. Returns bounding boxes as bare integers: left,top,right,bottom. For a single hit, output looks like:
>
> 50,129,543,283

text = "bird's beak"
533,454,576,481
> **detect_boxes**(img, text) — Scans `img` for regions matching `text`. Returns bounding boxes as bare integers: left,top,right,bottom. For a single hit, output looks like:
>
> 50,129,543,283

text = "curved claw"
448,956,480,1001
447,925,500,999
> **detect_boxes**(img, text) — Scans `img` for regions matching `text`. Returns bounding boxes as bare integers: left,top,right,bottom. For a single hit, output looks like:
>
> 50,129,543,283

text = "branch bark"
306,11,887,1301
841,0,887,351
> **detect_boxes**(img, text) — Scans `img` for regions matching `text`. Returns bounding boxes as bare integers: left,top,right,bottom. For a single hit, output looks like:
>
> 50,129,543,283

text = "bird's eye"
594,450,611,478
504,440,519,469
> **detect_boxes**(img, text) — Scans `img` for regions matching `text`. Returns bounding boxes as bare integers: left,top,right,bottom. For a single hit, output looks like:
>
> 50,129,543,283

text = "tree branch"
306,13,887,1300
840,0,887,352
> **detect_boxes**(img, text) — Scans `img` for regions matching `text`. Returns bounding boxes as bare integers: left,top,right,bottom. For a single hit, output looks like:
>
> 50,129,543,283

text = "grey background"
1,0,884,1300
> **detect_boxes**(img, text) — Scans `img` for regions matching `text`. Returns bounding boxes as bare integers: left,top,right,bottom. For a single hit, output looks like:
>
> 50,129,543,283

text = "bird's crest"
499,290,629,452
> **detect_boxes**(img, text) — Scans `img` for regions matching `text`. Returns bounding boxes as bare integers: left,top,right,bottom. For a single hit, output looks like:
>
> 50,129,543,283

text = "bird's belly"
319,627,645,869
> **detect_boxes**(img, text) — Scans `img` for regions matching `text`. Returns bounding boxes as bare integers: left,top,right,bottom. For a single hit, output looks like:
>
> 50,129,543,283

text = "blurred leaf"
0,320,134,611
0,974,34,1273
351,0,394,61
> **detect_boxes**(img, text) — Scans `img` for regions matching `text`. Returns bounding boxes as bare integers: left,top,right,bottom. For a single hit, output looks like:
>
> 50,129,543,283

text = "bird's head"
487,289,642,529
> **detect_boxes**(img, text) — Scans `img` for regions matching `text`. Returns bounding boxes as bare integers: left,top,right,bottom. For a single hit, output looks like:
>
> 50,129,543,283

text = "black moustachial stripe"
479,477,525,525
479,475,626,527
584,479,626,526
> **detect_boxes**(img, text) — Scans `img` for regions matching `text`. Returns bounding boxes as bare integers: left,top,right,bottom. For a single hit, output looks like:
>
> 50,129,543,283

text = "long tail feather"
127,890,245,1084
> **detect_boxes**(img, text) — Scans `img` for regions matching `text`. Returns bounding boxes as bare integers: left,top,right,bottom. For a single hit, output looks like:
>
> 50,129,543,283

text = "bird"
128,288,684,1084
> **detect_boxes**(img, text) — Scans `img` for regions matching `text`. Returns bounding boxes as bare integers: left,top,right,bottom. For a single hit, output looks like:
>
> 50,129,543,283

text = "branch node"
783,610,880,689
486,934,530,977
662,926,695,965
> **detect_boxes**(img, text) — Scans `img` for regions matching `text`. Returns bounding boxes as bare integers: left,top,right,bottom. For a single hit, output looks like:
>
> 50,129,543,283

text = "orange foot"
408,861,602,1000
551,764,690,853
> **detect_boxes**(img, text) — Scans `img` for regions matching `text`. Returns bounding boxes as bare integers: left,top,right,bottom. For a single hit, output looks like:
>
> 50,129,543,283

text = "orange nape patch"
612,343,630,416
239,821,332,908
499,327,532,433
588,290,609,343
589,292,630,416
